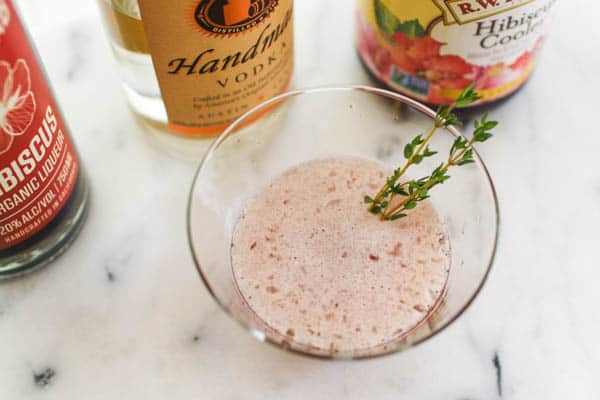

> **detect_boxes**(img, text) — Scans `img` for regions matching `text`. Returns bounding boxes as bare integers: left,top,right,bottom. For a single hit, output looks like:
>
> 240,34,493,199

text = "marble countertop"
2,0,599,398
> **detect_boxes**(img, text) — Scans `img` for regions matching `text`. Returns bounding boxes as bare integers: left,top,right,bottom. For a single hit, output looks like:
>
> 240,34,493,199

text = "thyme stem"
365,83,497,222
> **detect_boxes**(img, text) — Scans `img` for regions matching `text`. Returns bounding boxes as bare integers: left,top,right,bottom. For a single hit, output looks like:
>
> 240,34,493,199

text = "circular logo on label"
194,0,278,35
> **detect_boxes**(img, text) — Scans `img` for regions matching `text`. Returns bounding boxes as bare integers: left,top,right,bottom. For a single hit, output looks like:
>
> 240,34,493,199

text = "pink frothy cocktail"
231,158,450,354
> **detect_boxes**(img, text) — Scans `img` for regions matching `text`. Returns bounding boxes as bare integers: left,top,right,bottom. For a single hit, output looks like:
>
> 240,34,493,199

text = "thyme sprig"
365,84,496,221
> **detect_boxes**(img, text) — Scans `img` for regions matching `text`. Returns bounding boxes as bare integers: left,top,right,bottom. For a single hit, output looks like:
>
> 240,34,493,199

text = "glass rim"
187,85,500,361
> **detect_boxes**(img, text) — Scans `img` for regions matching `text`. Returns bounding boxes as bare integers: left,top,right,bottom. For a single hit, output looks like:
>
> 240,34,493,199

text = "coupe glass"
187,86,499,360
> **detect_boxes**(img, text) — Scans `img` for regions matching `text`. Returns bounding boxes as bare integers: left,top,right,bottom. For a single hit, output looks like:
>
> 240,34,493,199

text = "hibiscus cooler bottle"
356,0,557,105
0,0,89,278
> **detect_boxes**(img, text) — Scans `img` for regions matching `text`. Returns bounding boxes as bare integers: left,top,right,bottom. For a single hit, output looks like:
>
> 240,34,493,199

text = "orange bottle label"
137,0,294,135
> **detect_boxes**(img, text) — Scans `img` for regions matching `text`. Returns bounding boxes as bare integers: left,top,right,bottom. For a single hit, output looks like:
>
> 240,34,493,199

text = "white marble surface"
1,0,600,398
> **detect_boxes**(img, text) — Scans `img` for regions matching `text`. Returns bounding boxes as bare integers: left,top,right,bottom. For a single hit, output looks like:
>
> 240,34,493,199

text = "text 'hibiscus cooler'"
356,0,557,106
0,0,89,278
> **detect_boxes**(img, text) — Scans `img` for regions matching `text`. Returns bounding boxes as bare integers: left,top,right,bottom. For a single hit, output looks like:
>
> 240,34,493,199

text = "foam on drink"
231,158,450,354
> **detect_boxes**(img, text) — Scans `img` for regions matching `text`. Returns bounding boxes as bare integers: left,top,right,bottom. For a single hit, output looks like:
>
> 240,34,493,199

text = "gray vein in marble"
550,37,595,83
103,233,137,279
375,133,402,161
560,208,600,374
298,3,332,81
66,26,90,81
461,319,507,400
492,352,502,397
105,267,116,283
187,304,221,346
32,367,55,388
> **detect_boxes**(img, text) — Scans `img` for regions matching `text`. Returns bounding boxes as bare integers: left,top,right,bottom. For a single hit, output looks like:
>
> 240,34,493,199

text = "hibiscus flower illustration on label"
0,59,36,154
0,0,9,35
356,0,557,105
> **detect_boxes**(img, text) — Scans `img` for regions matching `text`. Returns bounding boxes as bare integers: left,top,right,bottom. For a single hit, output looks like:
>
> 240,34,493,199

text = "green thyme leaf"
423,146,437,157
389,213,408,221
405,200,418,209
404,143,414,159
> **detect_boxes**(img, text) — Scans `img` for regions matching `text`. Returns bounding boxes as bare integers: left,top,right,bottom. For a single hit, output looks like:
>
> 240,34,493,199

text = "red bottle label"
0,1,79,250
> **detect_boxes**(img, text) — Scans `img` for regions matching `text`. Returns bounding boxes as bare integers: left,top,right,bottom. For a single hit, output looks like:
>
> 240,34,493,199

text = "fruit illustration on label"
0,59,36,154
356,0,556,105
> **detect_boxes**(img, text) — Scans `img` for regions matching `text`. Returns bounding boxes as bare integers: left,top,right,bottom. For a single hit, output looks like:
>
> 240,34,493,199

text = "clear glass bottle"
0,0,89,278
97,0,294,145
97,0,166,129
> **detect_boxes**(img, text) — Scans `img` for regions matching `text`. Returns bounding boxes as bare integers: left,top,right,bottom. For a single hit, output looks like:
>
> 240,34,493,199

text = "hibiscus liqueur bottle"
356,0,557,105
98,0,294,139
0,0,89,278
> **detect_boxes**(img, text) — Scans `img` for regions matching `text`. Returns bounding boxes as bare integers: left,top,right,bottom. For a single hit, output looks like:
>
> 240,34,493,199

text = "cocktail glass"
187,86,499,360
